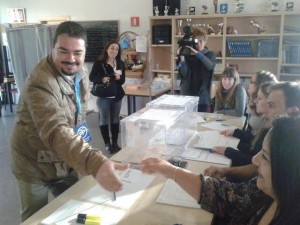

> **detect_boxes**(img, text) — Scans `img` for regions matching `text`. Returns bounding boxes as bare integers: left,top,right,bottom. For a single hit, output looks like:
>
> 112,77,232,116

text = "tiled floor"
0,106,116,225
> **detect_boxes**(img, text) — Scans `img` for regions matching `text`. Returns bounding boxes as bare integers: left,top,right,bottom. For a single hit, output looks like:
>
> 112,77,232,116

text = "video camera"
177,26,198,56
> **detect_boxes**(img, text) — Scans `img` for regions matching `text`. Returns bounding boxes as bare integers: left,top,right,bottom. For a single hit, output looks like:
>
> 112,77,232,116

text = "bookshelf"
280,13,300,81
149,11,300,94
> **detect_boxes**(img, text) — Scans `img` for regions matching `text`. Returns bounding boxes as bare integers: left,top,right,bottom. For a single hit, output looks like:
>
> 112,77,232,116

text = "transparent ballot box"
120,108,186,163
146,94,199,113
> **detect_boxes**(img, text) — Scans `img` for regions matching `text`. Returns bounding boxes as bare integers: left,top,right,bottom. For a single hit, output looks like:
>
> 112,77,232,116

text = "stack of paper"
191,131,239,150
181,131,240,165
40,169,155,225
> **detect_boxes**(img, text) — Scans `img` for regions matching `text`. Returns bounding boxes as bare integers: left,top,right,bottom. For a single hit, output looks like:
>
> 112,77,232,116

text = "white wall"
1,0,299,36
0,0,152,35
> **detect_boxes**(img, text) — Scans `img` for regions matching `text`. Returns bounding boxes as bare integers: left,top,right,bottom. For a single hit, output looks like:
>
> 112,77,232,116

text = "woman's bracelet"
173,167,178,182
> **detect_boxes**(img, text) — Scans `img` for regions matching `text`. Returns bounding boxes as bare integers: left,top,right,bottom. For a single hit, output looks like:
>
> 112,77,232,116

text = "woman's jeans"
97,97,122,125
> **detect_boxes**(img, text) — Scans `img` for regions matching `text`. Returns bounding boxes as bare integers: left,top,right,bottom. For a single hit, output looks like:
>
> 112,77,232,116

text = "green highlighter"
76,214,101,225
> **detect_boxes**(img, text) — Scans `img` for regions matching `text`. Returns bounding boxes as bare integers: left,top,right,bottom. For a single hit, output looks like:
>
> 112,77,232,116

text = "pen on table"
221,123,231,127
112,191,116,201
76,214,101,225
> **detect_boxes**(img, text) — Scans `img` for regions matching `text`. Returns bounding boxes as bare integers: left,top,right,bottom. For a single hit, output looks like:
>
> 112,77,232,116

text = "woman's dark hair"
53,21,87,46
98,41,122,68
269,116,300,224
249,70,278,115
254,70,278,90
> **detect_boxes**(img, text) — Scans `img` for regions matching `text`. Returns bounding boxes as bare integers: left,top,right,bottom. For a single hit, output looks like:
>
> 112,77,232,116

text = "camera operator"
177,27,216,112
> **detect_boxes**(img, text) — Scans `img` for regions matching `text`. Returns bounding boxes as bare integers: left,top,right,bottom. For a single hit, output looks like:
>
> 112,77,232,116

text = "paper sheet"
199,112,224,119
201,121,238,132
180,131,238,165
40,199,125,225
156,180,200,209
180,148,231,165
136,36,147,53
81,168,155,210
40,169,155,225
191,131,239,149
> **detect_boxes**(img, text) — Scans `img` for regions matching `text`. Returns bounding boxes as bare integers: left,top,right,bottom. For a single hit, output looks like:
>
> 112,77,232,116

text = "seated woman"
212,81,276,167
254,81,274,115
214,67,247,117
219,71,278,153
246,70,278,134
141,116,300,225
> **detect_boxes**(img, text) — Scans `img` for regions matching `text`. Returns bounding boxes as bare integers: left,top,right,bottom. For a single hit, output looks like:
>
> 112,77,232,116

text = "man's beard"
61,61,79,76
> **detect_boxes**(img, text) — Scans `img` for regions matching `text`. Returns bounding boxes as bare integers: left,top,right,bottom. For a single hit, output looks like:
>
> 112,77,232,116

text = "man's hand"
95,160,128,192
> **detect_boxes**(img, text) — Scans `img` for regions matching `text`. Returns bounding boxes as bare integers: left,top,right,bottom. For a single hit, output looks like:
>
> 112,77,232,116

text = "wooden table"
124,86,171,115
20,161,216,225
3,76,15,113
21,114,245,225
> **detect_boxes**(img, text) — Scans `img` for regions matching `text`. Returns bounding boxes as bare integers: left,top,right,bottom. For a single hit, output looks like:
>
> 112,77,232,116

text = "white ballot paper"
40,168,155,225
40,199,125,225
181,148,231,165
201,121,238,132
81,168,155,210
181,131,240,165
191,130,239,150
156,180,200,208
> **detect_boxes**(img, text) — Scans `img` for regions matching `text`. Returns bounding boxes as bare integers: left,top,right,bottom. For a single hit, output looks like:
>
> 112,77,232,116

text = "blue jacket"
178,48,216,106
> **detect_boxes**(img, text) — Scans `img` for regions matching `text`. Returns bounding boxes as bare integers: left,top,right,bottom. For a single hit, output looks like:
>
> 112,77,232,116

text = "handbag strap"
102,63,107,75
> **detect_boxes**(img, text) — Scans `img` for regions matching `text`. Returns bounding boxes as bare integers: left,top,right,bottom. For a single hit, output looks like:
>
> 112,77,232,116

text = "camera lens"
180,47,191,56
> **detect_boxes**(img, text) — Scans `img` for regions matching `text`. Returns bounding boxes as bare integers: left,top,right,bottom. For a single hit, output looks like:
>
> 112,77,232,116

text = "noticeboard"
79,21,119,62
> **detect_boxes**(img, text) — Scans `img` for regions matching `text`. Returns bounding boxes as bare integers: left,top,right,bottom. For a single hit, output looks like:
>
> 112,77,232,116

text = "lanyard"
75,76,82,117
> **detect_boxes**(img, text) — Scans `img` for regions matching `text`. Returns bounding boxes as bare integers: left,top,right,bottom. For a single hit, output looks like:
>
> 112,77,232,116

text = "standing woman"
177,27,216,112
214,67,247,117
89,41,125,154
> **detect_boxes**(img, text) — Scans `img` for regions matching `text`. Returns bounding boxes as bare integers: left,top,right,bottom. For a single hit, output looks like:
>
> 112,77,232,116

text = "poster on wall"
7,8,26,23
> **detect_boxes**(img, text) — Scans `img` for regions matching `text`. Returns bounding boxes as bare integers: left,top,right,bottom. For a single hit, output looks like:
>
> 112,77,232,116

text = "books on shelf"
256,38,279,58
282,44,300,64
226,39,253,57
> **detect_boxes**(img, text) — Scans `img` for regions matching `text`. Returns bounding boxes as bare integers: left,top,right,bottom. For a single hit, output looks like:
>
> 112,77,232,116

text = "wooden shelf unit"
149,12,300,93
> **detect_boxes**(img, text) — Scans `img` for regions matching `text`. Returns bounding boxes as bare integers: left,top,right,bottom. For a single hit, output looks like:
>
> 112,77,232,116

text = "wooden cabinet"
122,49,145,79
149,12,300,93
